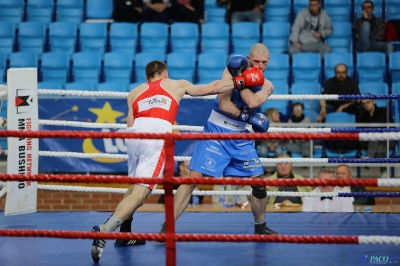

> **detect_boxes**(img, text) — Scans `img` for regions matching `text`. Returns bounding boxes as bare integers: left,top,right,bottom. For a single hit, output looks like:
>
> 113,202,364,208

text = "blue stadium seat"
291,82,321,122
41,52,70,85
293,0,309,16
326,22,352,53
359,82,389,108
26,0,54,24
201,22,229,54
231,22,260,55
324,52,353,81
386,0,400,20
166,52,196,83
10,52,39,68
97,82,127,92
356,52,386,83
103,51,133,85
260,99,289,115
71,52,102,85
197,52,226,84
78,22,108,54
272,81,289,95
38,81,64,97
262,22,290,54
0,0,24,24
0,22,16,57
0,52,6,82
140,23,168,55
170,22,199,56
134,52,165,82
49,22,77,56
323,0,352,22
0,39,14,58
264,0,291,22
56,0,84,23
292,53,321,83
65,81,95,91
389,52,400,84
109,23,138,58
205,0,225,23
354,0,382,19
129,82,144,91
18,21,46,55
264,53,289,84
86,0,113,19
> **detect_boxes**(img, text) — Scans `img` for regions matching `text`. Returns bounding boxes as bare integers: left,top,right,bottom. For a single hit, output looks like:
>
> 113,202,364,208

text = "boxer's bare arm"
218,68,242,118
176,79,235,96
240,79,274,109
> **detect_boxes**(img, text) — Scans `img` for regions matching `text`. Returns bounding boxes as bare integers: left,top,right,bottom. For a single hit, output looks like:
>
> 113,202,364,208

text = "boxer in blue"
161,43,278,235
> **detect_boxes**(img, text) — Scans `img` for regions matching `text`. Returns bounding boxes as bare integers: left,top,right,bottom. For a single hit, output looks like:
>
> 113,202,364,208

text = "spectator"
142,0,170,23
266,154,312,206
289,0,332,57
257,108,284,157
286,102,312,158
353,0,393,56
216,0,266,25
335,164,375,205
170,0,204,24
302,168,354,212
358,98,396,178
112,0,144,23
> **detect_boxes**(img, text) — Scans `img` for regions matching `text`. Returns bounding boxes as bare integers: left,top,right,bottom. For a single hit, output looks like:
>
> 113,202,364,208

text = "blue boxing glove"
238,109,270,133
227,55,249,77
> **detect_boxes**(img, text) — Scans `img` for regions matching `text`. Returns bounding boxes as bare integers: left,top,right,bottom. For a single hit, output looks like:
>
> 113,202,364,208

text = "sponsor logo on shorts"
210,139,223,146
243,158,261,169
223,120,240,128
205,145,222,156
201,154,216,172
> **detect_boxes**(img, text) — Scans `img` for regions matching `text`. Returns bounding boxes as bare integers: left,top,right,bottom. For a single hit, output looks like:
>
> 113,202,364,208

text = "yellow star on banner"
89,102,124,123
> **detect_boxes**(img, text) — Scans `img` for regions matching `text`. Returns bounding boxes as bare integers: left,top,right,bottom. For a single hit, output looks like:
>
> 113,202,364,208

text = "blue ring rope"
327,158,400,163
339,192,400,198
330,128,400,133
338,94,398,100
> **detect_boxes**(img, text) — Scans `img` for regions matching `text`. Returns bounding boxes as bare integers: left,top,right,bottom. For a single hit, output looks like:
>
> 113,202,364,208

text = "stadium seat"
359,82,389,108
0,21,16,57
264,0,291,22
0,39,14,58
231,22,260,55
134,52,165,82
0,0,24,24
324,52,353,81
205,0,225,23
264,53,289,84
170,22,199,56
262,22,290,54
48,21,77,56
389,52,400,84
140,23,168,55
97,82,127,92
65,81,95,91
103,51,133,85
386,0,400,20
354,0,382,19
260,99,289,115
323,0,352,22
326,22,352,53
71,52,102,85
56,0,84,23
197,52,226,84
0,52,6,82
292,53,321,83
26,0,54,24
201,22,229,54
18,21,47,55
272,81,289,95
293,0,309,17
166,52,196,83
10,52,39,68
356,52,386,83
291,82,321,121
129,82,144,91
109,23,138,58
38,81,64,97
86,0,113,19
41,52,70,85
78,22,108,54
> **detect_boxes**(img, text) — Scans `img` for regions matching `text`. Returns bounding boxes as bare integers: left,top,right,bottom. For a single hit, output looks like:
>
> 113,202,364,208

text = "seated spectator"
289,0,332,57
216,0,266,25
170,0,204,24
358,98,396,178
317,63,362,122
257,108,284,157
112,0,144,23
266,154,312,206
286,102,312,158
353,0,393,56
302,168,354,212
335,164,375,205
142,0,170,23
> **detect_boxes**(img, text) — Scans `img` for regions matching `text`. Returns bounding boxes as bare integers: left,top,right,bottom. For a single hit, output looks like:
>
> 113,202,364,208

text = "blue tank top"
212,85,263,122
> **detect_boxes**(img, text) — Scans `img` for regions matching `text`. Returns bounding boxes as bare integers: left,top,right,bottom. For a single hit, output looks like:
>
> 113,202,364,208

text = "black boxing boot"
254,222,279,235
114,217,146,246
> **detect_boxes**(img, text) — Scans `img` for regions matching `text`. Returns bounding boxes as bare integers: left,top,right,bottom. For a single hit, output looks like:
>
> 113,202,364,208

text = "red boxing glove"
232,67,264,90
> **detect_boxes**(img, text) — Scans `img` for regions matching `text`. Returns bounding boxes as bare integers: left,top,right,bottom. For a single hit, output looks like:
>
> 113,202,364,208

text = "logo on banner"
15,89,34,114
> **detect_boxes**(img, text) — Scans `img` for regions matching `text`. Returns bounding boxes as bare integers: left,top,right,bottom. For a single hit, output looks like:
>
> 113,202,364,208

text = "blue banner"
38,97,214,173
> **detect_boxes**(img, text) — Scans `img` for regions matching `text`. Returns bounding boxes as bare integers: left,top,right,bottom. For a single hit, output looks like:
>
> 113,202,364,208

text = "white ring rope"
359,236,400,245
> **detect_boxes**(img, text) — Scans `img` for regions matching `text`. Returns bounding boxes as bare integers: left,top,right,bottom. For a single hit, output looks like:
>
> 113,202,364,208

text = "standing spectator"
289,0,332,57
257,108,284,157
112,0,144,23
142,0,170,23
353,0,393,56
358,98,396,178
302,168,354,212
170,0,204,24
336,164,375,205
216,0,266,25
286,102,312,158
266,154,312,206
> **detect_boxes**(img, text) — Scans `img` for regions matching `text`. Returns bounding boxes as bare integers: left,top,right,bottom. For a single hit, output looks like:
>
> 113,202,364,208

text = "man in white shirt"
302,168,354,212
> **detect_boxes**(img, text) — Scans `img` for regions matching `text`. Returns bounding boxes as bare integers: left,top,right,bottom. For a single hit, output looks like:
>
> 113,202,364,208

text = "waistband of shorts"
130,117,173,131
207,110,247,131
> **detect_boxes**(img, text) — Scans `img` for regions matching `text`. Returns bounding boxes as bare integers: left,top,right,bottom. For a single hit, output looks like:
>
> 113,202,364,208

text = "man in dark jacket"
216,0,265,25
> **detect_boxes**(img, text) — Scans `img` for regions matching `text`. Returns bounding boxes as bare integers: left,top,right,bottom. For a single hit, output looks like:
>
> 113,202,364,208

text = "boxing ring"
1,69,400,265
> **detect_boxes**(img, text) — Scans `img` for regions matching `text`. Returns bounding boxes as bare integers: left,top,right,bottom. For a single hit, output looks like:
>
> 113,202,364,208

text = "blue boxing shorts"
188,120,264,178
